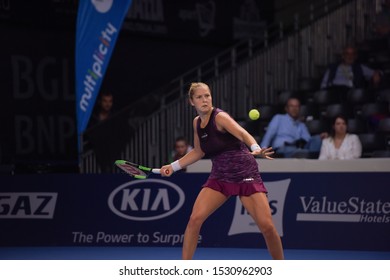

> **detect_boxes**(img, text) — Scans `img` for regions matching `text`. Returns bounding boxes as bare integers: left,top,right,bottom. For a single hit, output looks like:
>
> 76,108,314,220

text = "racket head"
115,160,150,179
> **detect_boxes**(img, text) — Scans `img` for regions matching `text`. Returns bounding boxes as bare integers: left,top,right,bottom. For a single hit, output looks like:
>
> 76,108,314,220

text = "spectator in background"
170,136,193,171
85,91,117,172
320,46,382,103
89,91,114,127
260,97,326,158
319,115,362,160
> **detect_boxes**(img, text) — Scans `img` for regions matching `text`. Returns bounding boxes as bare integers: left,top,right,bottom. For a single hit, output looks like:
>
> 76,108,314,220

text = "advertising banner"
1,172,389,251
75,0,132,136
1,24,78,165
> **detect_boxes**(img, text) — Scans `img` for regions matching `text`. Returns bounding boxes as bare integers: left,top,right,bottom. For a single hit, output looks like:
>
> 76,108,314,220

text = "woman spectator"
319,115,362,160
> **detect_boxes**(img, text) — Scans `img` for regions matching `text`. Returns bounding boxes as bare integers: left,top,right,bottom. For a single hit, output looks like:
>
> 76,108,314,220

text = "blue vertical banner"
75,0,133,139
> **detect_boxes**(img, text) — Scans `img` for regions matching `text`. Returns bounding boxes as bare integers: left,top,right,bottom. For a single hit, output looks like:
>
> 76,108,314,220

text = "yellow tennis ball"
249,109,260,120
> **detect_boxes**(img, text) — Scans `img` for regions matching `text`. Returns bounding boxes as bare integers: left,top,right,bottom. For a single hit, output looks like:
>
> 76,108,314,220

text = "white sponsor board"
228,179,290,236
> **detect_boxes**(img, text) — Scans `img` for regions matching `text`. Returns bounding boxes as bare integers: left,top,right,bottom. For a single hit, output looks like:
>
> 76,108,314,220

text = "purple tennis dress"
197,108,267,196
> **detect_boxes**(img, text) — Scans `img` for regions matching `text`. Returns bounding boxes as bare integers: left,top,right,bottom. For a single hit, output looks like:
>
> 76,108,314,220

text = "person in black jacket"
320,46,381,103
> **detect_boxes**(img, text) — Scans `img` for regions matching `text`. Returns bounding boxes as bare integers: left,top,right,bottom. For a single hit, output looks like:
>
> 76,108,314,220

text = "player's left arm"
215,112,274,159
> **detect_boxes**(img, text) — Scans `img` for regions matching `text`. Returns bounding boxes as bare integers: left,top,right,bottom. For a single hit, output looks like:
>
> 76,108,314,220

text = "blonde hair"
188,82,210,100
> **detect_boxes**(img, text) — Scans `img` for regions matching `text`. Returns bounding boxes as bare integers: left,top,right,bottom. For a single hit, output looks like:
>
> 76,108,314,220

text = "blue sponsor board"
1,173,389,250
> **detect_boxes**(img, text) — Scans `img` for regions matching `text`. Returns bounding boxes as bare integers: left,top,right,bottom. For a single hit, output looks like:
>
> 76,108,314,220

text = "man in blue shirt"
260,98,324,158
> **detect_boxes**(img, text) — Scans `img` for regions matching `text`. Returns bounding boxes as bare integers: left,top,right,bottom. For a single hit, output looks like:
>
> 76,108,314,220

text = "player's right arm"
161,117,205,176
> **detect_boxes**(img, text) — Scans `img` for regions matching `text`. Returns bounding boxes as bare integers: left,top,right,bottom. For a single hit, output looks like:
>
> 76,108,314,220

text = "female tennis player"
160,82,284,260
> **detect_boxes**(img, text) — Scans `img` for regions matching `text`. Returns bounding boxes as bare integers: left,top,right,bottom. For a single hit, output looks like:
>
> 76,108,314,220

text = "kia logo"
108,179,185,221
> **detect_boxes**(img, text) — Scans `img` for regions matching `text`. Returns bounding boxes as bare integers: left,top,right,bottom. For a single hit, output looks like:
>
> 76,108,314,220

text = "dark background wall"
0,0,291,171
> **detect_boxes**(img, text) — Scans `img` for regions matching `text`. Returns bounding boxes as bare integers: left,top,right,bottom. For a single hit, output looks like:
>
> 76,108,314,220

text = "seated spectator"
169,136,193,171
260,97,327,158
319,115,362,160
320,46,382,103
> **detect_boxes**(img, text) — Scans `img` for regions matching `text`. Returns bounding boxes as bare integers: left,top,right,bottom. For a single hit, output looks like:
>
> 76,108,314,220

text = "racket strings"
118,164,147,177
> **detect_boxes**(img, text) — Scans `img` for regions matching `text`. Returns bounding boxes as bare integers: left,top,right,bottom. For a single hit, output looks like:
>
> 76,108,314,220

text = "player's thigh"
240,192,273,224
191,187,228,220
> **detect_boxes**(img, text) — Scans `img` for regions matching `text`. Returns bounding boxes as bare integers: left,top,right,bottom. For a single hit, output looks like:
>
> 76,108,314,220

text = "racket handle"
152,169,161,174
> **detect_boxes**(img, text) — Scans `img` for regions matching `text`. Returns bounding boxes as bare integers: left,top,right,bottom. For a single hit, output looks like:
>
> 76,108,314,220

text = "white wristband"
171,160,182,172
250,144,261,152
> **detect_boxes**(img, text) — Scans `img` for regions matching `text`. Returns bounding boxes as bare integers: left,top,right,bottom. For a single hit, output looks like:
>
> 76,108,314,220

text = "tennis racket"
115,160,162,179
